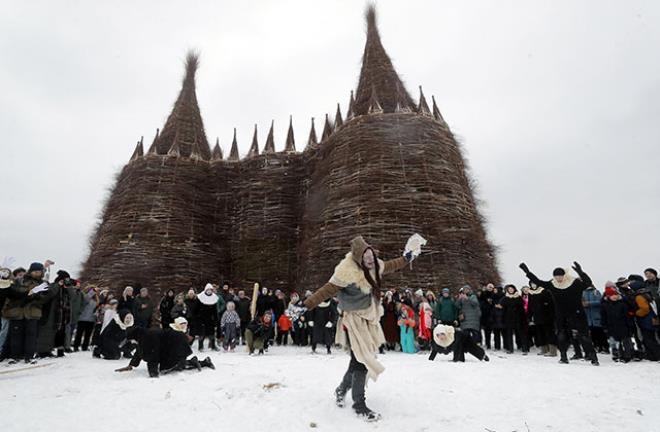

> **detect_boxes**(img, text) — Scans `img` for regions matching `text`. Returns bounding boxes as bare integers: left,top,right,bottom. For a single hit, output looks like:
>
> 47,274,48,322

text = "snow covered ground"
1,345,657,432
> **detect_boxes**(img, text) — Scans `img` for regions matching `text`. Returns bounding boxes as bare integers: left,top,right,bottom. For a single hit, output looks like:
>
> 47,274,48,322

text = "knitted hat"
645,268,658,277
442,288,450,294
28,262,45,273
604,286,619,298
615,277,629,287
414,289,423,298
170,317,188,332
552,268,566,277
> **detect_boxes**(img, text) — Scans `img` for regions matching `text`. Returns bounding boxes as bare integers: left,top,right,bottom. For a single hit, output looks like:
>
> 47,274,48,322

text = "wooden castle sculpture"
81,7,500,295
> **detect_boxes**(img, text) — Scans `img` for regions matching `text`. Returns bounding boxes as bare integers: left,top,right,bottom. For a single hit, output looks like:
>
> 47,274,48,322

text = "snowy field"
1,345,657,432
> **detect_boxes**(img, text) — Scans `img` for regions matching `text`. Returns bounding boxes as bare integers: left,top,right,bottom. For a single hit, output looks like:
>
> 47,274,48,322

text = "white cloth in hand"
403,233,427,259
325,322,332,328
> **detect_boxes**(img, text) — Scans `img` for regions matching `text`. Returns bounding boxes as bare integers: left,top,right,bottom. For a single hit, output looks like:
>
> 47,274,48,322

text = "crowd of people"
1,259,659,371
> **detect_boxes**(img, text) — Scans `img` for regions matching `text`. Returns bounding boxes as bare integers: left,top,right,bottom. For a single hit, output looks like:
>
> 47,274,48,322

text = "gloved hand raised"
572,261,582,273
519,263,530,274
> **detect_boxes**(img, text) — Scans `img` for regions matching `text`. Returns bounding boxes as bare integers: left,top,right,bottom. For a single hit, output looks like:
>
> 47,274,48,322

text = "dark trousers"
9,319,39,361
337,349,368,409
74,321,95,350
504,327,528,352
240,321,249,343
556,316,597,361
589,326,608,352
483,326,492,349
640,328,660,361
492,328,503,349
276,330,289,346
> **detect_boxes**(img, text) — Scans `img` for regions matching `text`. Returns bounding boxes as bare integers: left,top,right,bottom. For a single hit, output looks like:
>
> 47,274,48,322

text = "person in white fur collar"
429,324,489,363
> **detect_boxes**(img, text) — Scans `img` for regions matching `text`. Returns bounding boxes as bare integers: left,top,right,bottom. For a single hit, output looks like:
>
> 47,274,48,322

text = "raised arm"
382,257,408,276
304,282,342,311
519,263,553,290
572,262,592,289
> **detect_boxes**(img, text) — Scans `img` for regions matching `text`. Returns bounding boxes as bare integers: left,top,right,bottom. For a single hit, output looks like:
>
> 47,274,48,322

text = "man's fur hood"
329,252,384,295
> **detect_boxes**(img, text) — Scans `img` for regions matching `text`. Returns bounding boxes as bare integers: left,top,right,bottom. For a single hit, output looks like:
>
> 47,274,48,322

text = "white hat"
170,317,188,332
433,324,455,348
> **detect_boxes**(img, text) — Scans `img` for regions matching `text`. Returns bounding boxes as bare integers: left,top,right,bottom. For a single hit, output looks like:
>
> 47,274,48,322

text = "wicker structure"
81,7,499,296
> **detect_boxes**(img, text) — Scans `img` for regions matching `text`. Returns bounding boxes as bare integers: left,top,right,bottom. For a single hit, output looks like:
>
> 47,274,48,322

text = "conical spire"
334,104,343,129
229,128,240,161
211,137,223,161
431,95,447,125
151,52,211,159
263,120,275,154
418,86,431,116
284,116,296,152
367,86,383,114
321,114,333,141
353,6,415,115
346,91,356,121
147,128,159,154
307,117,318,147
248,124,259,158
130,138,144,161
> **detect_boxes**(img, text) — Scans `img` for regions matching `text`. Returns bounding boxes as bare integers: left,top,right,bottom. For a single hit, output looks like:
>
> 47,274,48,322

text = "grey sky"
1,0,658,288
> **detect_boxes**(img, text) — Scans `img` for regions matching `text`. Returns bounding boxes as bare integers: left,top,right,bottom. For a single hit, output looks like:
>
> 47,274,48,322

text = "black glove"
572,261,582,273
519,263,530,274
404,251,414,263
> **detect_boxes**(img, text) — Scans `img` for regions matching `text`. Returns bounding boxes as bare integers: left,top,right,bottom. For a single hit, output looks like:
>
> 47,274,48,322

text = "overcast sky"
1,0,658,288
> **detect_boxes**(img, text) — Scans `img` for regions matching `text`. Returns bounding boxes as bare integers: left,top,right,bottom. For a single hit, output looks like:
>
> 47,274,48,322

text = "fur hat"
28,262,44,273
170,317,188,332
55,270,71,283
604,286,619,298
350,235,371,266
414,289,423,298
433,324,455,347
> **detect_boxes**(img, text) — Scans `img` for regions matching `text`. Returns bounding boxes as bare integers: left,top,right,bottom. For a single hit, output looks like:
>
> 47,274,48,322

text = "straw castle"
81,7,500,295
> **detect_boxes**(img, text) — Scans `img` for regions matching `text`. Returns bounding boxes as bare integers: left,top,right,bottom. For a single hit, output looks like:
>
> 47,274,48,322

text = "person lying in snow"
428,324,489,362
115,317,214,378
303,235,417,422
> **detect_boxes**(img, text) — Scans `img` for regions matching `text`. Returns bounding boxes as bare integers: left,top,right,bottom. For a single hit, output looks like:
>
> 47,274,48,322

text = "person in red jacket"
276,311,292,346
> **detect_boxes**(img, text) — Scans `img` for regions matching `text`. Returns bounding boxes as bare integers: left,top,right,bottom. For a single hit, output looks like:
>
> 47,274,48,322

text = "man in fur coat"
519,261,599,365
304,235,416,421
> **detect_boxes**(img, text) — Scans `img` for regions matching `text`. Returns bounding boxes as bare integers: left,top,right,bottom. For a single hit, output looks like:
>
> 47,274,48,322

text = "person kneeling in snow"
245,310,273,355
115,317,214,377
94,306,135,360
429,324,489,363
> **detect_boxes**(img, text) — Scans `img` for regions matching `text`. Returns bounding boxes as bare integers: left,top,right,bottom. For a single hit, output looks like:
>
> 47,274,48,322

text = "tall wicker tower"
81,7,499,295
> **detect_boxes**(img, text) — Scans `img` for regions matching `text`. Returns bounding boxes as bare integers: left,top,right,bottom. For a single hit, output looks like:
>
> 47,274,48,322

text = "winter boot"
351,369,381,421
200,356,215,370
559,352,569,364
482,354,490,362
590,353,600,366
210,338,219,352
327,346,332,355
56,348,65,358
537,345,548,356
611,347,620,362
545,345,558,357
188,356,202,371
335,369,352,407
258,349,264,355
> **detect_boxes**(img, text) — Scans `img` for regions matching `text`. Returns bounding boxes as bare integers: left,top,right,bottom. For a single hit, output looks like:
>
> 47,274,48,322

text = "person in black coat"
601,285,633,362
489,287,505,350
94,310,135,360
245,311,274,355
311,300,337,354
520,262,599,365
235,290,252,344
115,317,214,377
500,285,529,354
194,285,219,351
429,324,489,362
527,282,557,356
159,290,175,328
479,284,495,349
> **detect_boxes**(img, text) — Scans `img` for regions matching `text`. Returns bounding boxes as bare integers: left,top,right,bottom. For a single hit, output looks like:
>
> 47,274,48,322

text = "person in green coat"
433,288,458,326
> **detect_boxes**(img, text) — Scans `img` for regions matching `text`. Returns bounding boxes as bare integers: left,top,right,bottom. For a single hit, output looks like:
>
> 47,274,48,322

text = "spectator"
135,287,154,328
311,300,336,354
276,310,292,347
434,288,458,326
582,285,608,353
490,286,505,350
118,286,137,315
381,290,399,351
480,284,495,349
194,283,219,351
170,294,188,321
601,284,633,363
398,303,417,354
527,282,557,357
500,284,528,355
236,289,252,345
159,289,175,328
456,285,482,344
220,301,240,352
